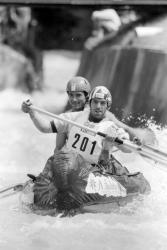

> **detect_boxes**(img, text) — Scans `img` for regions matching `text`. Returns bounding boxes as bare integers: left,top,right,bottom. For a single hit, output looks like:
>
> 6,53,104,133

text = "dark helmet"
66,76,91,96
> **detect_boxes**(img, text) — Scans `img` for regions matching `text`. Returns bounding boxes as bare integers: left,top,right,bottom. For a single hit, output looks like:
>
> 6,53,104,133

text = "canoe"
18,150,151,216
1,150,152,216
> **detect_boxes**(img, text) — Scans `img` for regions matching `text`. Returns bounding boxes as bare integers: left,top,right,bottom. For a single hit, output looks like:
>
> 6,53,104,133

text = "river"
0,50,167,250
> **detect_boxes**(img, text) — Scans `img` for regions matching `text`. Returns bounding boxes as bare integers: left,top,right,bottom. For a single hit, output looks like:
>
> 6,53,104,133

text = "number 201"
72,133,97,155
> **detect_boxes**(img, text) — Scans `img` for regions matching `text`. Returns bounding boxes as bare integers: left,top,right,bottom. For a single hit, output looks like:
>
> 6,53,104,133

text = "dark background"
32,5,167,50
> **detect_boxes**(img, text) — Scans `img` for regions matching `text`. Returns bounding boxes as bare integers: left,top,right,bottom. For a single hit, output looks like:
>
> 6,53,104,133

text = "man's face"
68,91,86,111
90,98,107,120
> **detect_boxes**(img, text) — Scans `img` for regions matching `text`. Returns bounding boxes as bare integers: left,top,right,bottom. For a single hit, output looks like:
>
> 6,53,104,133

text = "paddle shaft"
122,140,167,165
0,185,16,194
0,175,36,197
144,144,167,158
30,105,167,166
0,184,24,195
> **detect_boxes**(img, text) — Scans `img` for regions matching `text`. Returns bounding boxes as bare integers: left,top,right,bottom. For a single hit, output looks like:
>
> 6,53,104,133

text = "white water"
1,50,167,250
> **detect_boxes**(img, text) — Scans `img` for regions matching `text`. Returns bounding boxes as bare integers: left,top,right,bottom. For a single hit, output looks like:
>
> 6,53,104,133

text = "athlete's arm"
106,110,136,139
55,132,67,150
104,122,132,153
106,110,157,145
21,100,54,133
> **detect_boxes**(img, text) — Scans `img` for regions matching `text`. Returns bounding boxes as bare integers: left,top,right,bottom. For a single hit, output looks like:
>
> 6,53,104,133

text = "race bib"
66,126,102,164
85,173,127,197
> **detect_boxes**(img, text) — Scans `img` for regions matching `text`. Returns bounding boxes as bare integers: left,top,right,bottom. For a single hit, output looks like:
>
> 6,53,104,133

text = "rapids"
0,50,167,250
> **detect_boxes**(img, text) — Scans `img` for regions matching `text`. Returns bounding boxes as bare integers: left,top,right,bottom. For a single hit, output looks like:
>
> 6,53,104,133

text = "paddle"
30,105,167,166
0,183,24,199
0,174,36,198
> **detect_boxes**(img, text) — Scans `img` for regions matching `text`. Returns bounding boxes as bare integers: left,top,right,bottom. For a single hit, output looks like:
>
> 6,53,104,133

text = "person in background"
56,76,91,150
0,6,43,91
85,9,121,50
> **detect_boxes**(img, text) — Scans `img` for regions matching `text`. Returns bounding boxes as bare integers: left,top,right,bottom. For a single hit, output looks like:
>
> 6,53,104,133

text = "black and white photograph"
0,0,167,249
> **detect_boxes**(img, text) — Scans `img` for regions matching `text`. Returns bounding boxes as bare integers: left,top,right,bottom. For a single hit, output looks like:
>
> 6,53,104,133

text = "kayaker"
56,76,156,150
21,85,151,211
50,76,156,152
22,85,131,163
56,76,91,150
41,75,153,177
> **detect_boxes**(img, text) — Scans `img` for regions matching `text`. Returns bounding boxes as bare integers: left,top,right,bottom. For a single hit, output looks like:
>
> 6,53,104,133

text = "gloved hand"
103,126,130,150
117,128,129,141
102,125,118,151
105,124,129,142
133,136,142,145
21,99,33,113
105,123,118,143
116,128,132,153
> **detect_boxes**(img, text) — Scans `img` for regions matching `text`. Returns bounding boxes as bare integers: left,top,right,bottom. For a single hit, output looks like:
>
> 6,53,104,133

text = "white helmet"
66,76,91,97
89,86,112,109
